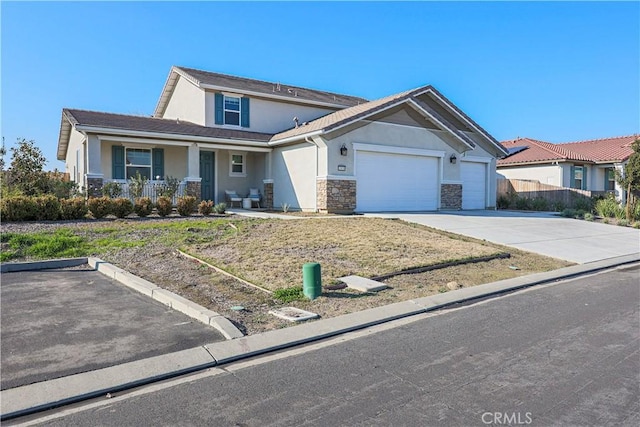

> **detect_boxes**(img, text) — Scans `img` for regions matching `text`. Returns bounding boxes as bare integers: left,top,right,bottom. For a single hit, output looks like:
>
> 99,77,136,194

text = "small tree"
616,139,640,221
6,138,49,196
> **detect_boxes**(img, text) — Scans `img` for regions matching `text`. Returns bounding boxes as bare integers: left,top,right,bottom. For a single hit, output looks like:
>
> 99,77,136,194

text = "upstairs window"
224,96,240,126
214,93,250,127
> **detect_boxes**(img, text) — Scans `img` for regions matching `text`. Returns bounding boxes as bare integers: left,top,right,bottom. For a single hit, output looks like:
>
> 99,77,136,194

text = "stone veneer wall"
317,178,356,214
185,181,202,202
263,181,273,209
86,177,103,198
441,183,462,210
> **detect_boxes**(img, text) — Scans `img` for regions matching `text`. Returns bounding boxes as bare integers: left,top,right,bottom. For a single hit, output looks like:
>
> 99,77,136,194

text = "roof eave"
75,125,272,146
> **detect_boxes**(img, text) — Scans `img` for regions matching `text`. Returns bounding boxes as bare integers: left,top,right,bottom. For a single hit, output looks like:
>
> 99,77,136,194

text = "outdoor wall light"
449,154,457,164
340,144,348,156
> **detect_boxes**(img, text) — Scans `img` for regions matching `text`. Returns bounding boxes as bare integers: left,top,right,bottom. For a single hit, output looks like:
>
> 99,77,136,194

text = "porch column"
186,143,200,179
263,179,274,210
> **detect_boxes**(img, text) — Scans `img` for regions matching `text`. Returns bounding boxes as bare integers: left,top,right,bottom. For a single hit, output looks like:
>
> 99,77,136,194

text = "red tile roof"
498,135,638,166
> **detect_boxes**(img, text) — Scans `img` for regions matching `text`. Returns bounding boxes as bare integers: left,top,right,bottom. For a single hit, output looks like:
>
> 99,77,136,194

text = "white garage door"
356,151,439,212
461,161,487,209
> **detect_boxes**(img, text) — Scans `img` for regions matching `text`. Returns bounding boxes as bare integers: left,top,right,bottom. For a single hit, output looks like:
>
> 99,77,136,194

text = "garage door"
356,150,439,212
461,161,487,209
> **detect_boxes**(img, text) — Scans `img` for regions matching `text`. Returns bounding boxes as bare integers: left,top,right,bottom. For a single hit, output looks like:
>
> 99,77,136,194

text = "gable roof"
498,135,638,166
153,66,369,118
57,109,273,160
270,85,509,157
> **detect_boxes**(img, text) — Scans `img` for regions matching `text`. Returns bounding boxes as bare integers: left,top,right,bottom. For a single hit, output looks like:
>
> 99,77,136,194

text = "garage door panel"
356,151,438,212
461,161,486,209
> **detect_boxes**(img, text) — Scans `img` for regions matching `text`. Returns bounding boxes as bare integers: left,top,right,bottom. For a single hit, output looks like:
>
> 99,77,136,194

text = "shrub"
584,212,594,221
531,197,549,211
102,182,123,198
0,196,38,221
617,219,629,227
496,195,511,210
573,197,593,212
156,196,173,217
514,196,531,210
561,208,576,218
128,171,148,199
87,196,113,219
176,196,197,216
551,201,566,212
213,202,227,215
34,195,61,220
595,195,621,218
60,198,88,220
198,200,213,216
155,176,180,199
134,197,154,217
575,209,586,219
112,198,134,218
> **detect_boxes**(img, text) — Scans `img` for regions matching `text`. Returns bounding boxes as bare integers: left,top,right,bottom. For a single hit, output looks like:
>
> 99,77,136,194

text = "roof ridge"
560,134,639,145
175,65,370,103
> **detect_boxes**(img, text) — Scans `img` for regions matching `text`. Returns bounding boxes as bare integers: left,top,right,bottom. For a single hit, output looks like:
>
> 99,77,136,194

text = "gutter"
268,130,324,146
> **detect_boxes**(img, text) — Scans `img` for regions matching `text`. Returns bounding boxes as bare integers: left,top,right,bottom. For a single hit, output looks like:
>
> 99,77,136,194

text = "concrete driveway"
365,210,640,264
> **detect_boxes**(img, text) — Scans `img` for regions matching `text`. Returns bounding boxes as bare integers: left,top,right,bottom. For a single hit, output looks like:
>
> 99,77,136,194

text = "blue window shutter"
152,148,164,179
214,93,224,125
570,165,575,188
112,146,124,179
582,167,588,190
241,97,250,128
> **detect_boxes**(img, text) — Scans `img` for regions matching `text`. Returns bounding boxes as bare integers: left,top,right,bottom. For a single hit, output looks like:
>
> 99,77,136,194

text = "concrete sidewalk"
366,210,640,264
3,253,638,421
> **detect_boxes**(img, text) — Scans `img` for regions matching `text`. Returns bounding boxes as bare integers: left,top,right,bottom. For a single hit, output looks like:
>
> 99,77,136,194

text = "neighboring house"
57,66,509,213
498,135,638,200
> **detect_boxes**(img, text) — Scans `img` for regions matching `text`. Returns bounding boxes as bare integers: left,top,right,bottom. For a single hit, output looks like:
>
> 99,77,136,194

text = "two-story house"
57,66,509,213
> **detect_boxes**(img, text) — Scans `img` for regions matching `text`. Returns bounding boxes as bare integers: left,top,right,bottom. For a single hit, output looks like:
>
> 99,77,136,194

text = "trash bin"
242,198,252,209
302,262,321,300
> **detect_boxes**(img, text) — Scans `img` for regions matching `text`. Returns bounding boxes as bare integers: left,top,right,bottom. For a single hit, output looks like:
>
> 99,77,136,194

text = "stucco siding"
100,141,188,181
65,128,86,185
215,151,266,203
163,76,206,125
272,143,317,211
205,92,335,133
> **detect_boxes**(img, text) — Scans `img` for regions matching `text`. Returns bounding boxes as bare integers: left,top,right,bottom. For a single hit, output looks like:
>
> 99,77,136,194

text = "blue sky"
1,1,638,170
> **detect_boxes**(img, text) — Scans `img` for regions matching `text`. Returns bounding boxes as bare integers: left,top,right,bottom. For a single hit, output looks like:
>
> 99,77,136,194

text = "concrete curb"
2,253,638,420
0,257,88,273
87,257,244,340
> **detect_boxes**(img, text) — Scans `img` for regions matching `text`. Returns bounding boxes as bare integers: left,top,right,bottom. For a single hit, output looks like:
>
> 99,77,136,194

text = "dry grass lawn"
190,217,522,291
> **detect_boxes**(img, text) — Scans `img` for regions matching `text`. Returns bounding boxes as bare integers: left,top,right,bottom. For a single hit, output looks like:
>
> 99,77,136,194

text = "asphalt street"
23,263,640,426
0,267,224,390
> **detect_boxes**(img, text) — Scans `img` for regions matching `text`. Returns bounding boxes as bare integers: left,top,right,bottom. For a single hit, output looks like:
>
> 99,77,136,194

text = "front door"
199,152,215,201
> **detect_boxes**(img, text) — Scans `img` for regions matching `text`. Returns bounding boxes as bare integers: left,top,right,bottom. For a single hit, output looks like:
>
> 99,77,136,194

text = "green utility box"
302,262,322,300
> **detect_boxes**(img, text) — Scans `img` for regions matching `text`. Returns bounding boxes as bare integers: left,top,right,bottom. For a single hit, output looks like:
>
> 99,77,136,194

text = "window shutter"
582,167,588,190
112,146,125,179
214,93,224,125
152,148,164,180
569,165,575,188
241,97,250,128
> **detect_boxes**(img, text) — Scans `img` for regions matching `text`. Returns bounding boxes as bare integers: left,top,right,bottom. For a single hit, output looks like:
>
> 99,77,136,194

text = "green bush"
134,197,154,217
561,208,577,218
531,197,549,211
87,196,113,219
112,198,134,218
102,182,123,198
198,200,213,216
213,202,227,215
573,197,593,212
584,212,594,221
617,219,629,227
60,198,88,220
496,195,511,210
156,196,173,217
575,209,586,219
0,196,38,221
35,195,61,220
551,201,566,212
595,195,622,219
514,196,531,210
176,196,197,216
